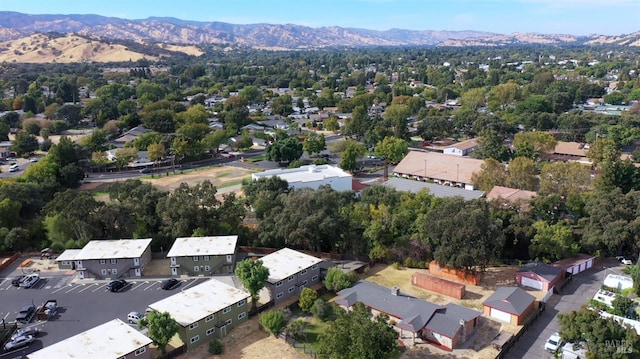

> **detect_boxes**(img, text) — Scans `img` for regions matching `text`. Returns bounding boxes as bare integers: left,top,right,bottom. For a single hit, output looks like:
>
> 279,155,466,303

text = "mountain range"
0,11,639,57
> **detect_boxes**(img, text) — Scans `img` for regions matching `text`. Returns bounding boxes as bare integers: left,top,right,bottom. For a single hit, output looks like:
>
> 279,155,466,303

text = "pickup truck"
36,300,58,321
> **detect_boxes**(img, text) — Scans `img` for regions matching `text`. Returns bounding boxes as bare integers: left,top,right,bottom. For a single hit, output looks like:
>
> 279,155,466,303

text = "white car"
19,273,40,288
544,332,563,353
127,311,145,324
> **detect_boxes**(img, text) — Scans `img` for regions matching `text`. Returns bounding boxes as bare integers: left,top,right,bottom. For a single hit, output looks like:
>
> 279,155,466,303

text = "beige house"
392,151,484,190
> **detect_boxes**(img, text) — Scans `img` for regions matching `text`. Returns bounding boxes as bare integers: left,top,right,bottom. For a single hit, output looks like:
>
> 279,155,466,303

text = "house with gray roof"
482,287,536,325
516,262,564,292
335,280,481,350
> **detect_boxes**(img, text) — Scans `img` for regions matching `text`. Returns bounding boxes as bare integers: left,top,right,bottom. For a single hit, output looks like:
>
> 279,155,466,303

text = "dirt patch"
140,167,254,193
181,318,307,359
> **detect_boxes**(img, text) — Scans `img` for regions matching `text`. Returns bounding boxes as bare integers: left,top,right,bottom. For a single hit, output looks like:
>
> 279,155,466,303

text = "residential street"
506,259,622,358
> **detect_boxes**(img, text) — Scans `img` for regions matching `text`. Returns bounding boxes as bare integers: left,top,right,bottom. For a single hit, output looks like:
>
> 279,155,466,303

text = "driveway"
505,259,621,358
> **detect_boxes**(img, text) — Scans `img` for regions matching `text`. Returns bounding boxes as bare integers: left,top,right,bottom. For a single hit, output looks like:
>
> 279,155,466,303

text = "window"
224,319,232,326
301,280,308,286
226,254,233,263
237,299,246,307
110,259,117,264
276,292,283,299
312,275,318,281
312,264,318,270
288,286,295,293
100,259,106,265
238,312,246,320
223,306,231,314
300,269,307,275
190,335,200,344
203,255,210,261
193,256,199,261
194,266,200,272
206,327,215,336
112,268,117,275
101,269,107,275
276,281,283,287
134,347,146,356
189,322,198,330
205,314,214,322
288,275,294,281
204,265,211,272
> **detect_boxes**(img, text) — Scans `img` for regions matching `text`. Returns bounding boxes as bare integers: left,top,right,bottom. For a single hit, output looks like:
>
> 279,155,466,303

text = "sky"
2,0,640,36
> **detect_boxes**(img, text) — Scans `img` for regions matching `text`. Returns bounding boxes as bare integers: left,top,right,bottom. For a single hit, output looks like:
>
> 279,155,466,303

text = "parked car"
9,164,19,172
15,305,35,323
107,279,128,292
11,275,26,287
127,312,145,324
3,334,35,351
160,278,179,290
29,157,39,163
617,256,634,265
10,327,39,341
19,273,40,288
139,168,153,174
544,332,563,353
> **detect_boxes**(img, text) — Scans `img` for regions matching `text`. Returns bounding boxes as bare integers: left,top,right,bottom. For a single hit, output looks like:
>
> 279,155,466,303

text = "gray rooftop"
335,281,480,337
483,287,535,315
518,262,563,282
383,178,485,200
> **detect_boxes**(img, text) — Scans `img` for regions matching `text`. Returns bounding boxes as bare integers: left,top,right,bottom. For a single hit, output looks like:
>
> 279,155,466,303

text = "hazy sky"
2,0,639,36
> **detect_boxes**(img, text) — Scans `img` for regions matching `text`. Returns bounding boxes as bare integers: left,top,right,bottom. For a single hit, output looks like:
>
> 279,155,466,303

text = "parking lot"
0,259,208,357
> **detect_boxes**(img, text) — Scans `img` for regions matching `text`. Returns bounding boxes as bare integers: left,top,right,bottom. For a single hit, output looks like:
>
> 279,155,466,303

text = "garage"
520,276,543,290
490,307,512,323
552,254,595,277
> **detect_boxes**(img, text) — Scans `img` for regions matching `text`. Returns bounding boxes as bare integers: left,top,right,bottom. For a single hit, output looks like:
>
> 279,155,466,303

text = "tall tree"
529,221,580,262
235,259,270,310
539,162,591,197
471,158,507,192
339,140,366,172
139,311,180,354
266,137,303,164
374,136,408,180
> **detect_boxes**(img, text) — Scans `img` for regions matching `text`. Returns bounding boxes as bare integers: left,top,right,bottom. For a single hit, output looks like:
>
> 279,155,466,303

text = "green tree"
611,296,635,318
138,311,180,354
310,298,333,321
303,132,326,156
506,157,539,191
426,198,504,274
317,302,398,359
512,131,557,159
539,162,592,197
383,104,411,140
11,131,39,155
235,259,270,310
460,87,486,110
266,137,303,163
559,308,640,359
596,159,640,194
323,267,357,292
242,176,289,219
298,287,319,312
339,140,366,172
324,117,340,132
622,263,640,295
472,158,507,192
529,221,579,262
374,136,408,180
474,129,511,162
259,309,286,336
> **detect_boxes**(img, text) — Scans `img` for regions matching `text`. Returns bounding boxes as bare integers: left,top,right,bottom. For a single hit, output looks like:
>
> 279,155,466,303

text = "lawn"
301,317,328,352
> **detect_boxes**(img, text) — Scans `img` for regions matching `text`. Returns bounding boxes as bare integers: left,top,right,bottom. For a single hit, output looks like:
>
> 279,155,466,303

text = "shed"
482,287,536,325
552,254,595,276
516,262,564,292
411,272,465,299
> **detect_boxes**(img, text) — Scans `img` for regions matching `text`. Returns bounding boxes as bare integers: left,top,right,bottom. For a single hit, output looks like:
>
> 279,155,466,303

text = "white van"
9,164,19,172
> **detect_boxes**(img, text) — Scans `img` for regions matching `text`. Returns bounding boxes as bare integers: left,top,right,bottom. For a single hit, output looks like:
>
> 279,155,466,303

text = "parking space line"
92,285,105,293
65,285,79,294
78,284,96,293
144,282,158,290
132,282,147,291
2,313,8,320
181,279,198,291
52,285,69,294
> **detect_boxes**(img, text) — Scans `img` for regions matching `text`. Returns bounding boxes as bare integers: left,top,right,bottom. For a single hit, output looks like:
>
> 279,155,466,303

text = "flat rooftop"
252,164,351,184
148,279,250,326
260,248,323,283
167,235,238,257
74,239,152,260
27,319,152,359
55,249,82,262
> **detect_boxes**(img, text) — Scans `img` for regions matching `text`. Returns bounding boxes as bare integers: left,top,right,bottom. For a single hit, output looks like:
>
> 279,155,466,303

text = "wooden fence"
495,302,546,359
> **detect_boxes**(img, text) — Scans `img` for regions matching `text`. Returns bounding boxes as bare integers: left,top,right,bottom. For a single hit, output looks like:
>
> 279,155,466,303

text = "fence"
155,344,187,359
495,302,545,359
0,253,20,273
279,332,318,359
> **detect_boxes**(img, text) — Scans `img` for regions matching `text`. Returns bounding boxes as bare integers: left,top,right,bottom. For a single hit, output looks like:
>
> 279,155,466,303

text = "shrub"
324,267,357,292
310,298,333,321
259,309,286,336
208,338,223,355
288,159,305,168
391,262,401,270
402,258,427,269
299,288,318,312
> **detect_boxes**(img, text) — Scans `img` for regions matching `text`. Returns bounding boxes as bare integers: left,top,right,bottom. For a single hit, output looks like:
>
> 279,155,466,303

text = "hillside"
0,33,202,63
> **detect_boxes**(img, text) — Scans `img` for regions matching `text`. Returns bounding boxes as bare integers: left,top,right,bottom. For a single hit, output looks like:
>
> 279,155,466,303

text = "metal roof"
483,287,535,315
167,235,238,257
383,178,485,200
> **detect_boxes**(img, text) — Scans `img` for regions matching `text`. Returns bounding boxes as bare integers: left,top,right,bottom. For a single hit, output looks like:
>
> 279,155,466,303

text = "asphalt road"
0,258,208,358
505,259,624,359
